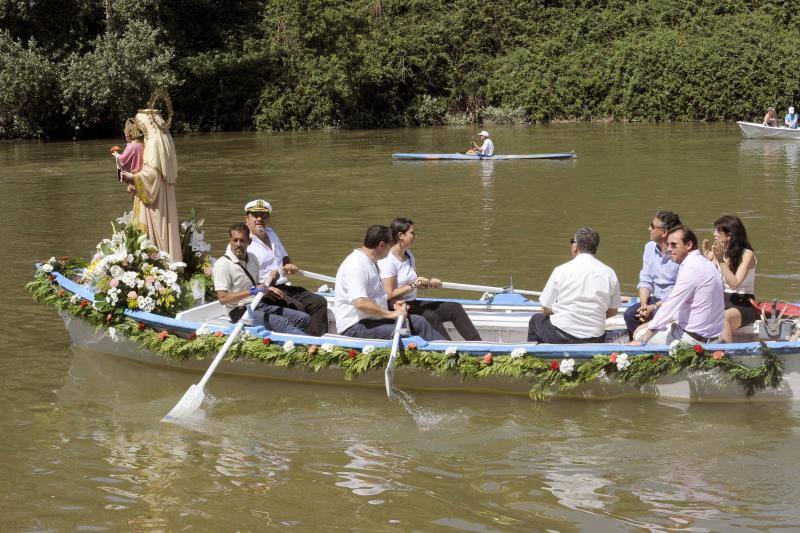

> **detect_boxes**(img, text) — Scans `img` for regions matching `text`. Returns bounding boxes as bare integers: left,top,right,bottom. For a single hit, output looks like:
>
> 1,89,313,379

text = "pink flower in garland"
214,331,224,338
712,350,725,360
407,342,418,350
308,345,319,355
158,330,169,341
483,353,493,365
652,354,662,362
609,353,618,363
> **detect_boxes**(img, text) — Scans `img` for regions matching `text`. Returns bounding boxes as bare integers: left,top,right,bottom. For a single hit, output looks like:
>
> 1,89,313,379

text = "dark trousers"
267,284,329,336
248,303,309,334
623,296,660,340
407,300,482,341
527,313,606,343
342,315,447,341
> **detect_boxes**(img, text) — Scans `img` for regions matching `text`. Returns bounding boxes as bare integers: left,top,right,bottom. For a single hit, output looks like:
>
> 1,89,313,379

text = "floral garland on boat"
27,266,784,400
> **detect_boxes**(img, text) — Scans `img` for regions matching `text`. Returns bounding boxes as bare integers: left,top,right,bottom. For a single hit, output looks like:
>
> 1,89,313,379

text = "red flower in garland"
106,313,113,323
712,350,725,360
483,353,493,365
308,344,319,355
609,352,618,363
550,359,559,370
407,342,418,350
158,330,169,341
137,322,146,331
79,299,89,308
48,275,56,282
348,349,357,359
262,338,271,345
693,344,703,354
213,331,224,337
652,354,662,361
188,333,197,341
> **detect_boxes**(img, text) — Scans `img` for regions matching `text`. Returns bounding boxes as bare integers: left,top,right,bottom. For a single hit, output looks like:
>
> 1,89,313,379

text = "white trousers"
634,322,720,345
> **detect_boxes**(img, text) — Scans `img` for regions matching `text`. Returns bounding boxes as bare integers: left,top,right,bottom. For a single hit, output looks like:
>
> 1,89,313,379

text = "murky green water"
3,124,800,530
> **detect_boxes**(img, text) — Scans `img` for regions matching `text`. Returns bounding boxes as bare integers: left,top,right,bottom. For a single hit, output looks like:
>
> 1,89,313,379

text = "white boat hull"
737,121,800,139
62,312,800,401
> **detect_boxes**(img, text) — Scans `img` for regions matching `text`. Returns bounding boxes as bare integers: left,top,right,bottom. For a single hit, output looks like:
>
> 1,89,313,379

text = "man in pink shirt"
630,225,724,345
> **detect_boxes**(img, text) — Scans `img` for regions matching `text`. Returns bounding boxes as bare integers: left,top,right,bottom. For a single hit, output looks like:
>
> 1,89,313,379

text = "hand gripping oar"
384,315,405,398
165,291,265,421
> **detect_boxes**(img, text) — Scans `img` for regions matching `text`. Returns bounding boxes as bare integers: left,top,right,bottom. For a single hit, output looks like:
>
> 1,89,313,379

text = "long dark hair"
714,215,753,272
389,217,413,245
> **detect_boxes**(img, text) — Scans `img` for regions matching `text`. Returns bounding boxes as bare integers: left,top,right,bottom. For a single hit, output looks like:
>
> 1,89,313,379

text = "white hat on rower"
791,107,796,114
478,130,490,137
244,199,272,214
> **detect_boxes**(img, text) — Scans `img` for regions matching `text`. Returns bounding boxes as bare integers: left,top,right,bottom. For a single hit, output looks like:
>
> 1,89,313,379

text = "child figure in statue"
111,118,144,183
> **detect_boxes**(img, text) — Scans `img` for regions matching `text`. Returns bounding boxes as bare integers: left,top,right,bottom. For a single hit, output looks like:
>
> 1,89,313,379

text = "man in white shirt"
212,223,309,333
470,130,494,157
527,227,621,343
244,199,328,335
334,225,446,340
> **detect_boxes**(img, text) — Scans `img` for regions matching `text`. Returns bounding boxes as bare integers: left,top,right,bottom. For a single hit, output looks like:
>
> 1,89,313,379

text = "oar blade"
164,383,205,421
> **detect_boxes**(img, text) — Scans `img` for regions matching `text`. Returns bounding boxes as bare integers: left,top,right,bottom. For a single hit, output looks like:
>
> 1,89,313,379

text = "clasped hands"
412,276,442,289
702,238,727,262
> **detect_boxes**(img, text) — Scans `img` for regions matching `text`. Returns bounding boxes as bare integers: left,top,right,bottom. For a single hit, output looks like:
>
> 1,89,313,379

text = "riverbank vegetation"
2,0,799,138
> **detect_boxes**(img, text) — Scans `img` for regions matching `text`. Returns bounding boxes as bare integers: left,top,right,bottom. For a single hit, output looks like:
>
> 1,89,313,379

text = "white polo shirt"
212,245,260,312
334,249,388,333
540,253,621,338
378,249,418,301
248,228,289,285
477,138,494,156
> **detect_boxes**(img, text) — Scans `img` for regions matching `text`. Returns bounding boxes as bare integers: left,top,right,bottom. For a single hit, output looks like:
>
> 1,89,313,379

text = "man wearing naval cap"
244,199,329,335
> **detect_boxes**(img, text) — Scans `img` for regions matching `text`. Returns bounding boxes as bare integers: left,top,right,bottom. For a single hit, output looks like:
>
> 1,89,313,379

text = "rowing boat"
391,152,577,160
736,122,800,140
31,266,800,402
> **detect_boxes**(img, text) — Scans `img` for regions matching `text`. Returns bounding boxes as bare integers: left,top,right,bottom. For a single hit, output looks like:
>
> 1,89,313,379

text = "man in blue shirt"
624,210,682,340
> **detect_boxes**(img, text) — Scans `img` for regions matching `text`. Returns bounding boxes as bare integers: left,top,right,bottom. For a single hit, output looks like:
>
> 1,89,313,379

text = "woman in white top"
378,218,482,341
702,215,758,343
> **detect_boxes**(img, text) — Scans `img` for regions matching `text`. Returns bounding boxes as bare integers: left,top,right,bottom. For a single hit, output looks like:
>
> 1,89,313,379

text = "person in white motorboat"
212,223,309,334
527,227,621,344
467,130,494,157
763,107,778,127
333,225,446,341
785,107,798,129
379,217,482,341
243,199,328,336
701,215,758,344
630,225,725,346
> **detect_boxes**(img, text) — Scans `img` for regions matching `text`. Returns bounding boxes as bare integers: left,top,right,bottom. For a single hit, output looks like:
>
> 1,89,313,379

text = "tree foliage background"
1,0,799,138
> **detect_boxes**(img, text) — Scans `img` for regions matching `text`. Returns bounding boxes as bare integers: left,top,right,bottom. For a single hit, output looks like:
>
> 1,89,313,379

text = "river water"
3,124,800,530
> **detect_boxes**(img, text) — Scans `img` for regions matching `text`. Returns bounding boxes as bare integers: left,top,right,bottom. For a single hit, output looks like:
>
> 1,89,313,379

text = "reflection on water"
5,124,800,529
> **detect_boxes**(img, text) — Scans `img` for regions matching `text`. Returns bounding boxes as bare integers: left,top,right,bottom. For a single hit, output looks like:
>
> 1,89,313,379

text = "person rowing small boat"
465,130,494,157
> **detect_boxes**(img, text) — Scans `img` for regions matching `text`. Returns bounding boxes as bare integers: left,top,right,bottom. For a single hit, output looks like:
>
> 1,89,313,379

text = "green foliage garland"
28,267,784,400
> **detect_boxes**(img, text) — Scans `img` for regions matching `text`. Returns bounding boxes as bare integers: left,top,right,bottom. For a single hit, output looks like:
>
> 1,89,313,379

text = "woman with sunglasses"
701,215,758,343
378,218,482,341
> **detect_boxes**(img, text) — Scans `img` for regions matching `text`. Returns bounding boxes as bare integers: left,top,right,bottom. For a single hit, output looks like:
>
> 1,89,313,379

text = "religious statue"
119,90,182,262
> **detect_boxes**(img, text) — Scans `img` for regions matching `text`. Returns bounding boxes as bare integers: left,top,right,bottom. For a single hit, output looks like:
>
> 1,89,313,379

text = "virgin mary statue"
121,102,182,262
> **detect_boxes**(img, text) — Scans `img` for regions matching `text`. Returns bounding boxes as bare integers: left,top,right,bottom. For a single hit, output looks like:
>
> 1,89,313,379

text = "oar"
299,270,543,297
164,291,265,421
297,269,335,284
440,281,542,297
384,315,405,398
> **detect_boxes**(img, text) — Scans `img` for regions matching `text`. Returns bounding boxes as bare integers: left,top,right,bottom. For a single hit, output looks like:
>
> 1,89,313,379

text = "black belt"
684,330,716,343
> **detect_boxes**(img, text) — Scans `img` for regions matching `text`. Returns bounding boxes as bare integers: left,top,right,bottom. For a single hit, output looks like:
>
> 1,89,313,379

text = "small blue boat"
391,152,577,160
